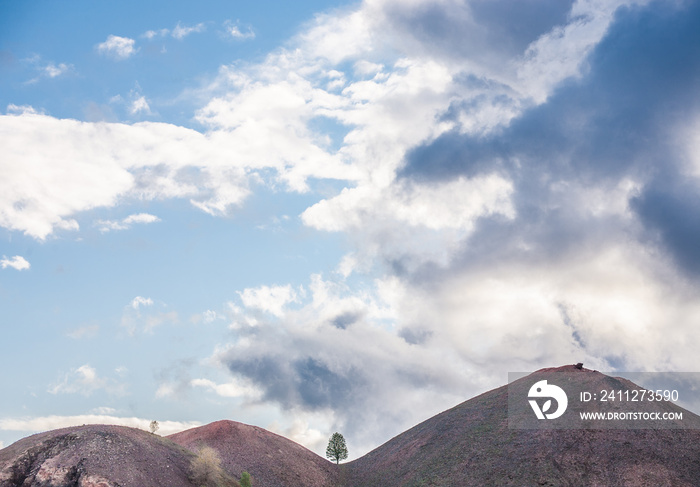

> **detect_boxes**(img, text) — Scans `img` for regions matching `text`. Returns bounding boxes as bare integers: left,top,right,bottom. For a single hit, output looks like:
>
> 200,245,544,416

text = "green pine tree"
325,432,348,464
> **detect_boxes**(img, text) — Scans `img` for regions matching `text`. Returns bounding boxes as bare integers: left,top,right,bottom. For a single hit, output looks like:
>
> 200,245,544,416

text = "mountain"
347,365,700,486
168,420,338,487
2,365,700,486
0,424,194,487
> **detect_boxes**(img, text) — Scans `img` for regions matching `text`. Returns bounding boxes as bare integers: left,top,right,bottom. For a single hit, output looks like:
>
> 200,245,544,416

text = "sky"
1,0,700,458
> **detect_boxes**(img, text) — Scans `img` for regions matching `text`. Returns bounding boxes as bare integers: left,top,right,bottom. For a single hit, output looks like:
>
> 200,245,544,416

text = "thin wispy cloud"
143,22,207,40
224,21,255,40
49,364,127,396
66,324,99,340
143,28,170,40
172,22,206,40
22,55,73,84
95,213,160,232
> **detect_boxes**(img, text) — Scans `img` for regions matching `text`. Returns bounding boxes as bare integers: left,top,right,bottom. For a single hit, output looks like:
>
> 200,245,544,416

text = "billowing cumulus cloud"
238,284,300,318
2,0,700,459
0,110,250,239
195,0,700,457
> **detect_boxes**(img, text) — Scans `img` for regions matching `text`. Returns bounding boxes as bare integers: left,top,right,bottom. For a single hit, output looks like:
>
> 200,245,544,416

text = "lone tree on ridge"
326,432,348,464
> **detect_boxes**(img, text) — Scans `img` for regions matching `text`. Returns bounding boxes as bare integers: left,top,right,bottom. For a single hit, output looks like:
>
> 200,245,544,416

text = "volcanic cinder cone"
168,420,339,487
347,365,700,486
2,366,700,487
0,424,195,487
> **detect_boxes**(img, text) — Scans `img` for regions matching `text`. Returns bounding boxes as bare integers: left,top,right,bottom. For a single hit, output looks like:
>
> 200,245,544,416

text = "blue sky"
2,0,700,458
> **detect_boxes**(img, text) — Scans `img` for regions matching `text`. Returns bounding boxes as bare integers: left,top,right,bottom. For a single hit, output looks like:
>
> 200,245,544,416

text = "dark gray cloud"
405,1,700,181
226,353,363,411
400,0,700,277
383,0,574,67
330,311,362,330
631,181,700,278
398,326,433,345
214,0,700,456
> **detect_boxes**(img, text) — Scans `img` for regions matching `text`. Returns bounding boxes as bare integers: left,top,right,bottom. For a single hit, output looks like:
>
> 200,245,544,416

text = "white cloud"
2,0,643,245
22,56,74,84
238,284,299,318
90,406,117,415
129,96,151,115
1,95,352,238
122,297,176,335
142,22,206,41
297,7,375,64
190,309,225,324
131,296,153,309
190,377,263,399
305,176,515,232
143,311,178,333
0,255,30,271
172,22,206,40
96,213,160,233
267,416,330,454
66,324,99,339
49,364,126,396
1,0,691,460
0,415,200,437
213,230,700,456
515,0,647,103
302,175,515,266
0,111,238,239
215,272,458,455
43,62,71,78
155,382,177,399
143,28,170,39
6,104,42,115
124,213,159,225
96,35,138,60
224,21,255,40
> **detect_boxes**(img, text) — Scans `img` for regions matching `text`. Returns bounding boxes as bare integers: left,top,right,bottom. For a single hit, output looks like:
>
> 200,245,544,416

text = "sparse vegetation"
150,420,159,434
240,471,251,487
326,432,348,464
189,446,240,487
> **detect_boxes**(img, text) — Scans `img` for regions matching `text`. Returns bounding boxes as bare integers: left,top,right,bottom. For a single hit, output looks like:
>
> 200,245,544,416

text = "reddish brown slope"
4,366,700,486
168,420,338,487
348,365,700,486
0,424,195,487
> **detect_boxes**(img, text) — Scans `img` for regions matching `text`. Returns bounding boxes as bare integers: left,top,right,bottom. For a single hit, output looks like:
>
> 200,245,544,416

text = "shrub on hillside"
189,446,240,487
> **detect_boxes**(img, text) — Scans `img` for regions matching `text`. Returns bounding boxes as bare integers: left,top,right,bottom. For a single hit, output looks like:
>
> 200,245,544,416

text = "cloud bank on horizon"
1,0,700,458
